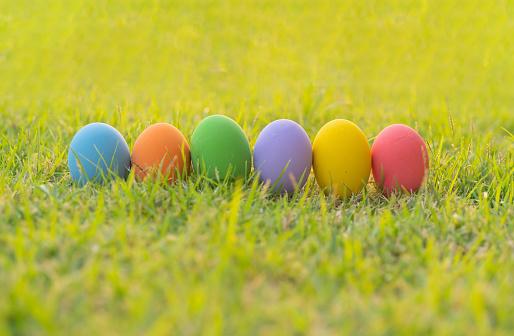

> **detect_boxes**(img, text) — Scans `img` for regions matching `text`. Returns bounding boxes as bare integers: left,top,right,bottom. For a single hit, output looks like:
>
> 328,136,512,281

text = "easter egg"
68,122,131,186
312,119,371,199
191,115,251,180
131,123,191,183
253,119,312,193
371,124,429,196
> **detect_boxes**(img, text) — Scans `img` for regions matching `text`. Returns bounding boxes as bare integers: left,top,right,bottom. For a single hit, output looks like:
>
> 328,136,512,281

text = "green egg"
191,115,252,180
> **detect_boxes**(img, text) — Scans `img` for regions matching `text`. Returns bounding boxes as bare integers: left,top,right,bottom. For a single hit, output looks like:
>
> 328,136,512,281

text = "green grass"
1,0,514,334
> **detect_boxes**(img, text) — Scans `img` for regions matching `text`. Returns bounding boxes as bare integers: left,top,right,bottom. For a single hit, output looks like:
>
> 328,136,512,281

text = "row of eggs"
68,115,429,199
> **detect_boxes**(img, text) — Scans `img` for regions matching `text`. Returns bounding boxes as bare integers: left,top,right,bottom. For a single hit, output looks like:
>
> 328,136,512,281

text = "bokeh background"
2,0,514,140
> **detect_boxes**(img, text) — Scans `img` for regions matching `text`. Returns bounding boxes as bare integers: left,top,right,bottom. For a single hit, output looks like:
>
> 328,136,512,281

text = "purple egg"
253,119,312,193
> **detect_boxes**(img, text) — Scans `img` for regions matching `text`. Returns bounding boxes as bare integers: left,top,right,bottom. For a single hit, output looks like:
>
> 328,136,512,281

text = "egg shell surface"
371,124,429,196
253,119,312,193
68,122,131,186
191,115,251,180
312,119,371,199
131,123,191,183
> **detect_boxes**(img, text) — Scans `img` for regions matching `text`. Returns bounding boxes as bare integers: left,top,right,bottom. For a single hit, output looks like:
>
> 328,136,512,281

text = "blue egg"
68,123,131,186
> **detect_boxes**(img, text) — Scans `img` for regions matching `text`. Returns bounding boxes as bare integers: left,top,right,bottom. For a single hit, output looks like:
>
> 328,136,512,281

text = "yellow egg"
312,119,371,199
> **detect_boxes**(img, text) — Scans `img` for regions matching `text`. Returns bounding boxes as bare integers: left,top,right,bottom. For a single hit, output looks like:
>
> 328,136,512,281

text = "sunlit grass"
1,0,514,334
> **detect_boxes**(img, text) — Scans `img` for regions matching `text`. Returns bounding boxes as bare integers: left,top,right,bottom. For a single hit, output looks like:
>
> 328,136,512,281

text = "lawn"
1,0,514,334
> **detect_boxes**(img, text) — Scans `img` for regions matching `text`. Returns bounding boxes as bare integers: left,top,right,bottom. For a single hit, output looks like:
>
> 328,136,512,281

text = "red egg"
371,124,429,196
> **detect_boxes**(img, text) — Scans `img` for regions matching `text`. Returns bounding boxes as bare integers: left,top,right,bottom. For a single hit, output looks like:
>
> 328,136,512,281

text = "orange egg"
131,123,191,183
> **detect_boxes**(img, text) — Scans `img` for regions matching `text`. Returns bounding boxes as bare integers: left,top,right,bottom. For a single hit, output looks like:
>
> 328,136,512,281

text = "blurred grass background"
2,0,514,134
